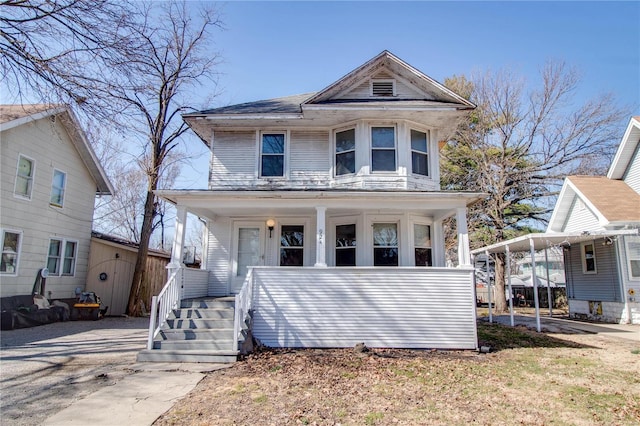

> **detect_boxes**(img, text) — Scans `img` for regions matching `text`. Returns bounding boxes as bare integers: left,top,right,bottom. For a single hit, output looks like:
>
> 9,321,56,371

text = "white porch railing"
147,268,182,350
233,268,255,352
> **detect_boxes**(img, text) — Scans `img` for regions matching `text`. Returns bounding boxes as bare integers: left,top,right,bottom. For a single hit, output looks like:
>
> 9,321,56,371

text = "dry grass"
155,322,640,426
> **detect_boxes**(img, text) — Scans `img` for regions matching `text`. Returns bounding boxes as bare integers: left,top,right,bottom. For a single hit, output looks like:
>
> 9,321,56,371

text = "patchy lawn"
155,322,640,426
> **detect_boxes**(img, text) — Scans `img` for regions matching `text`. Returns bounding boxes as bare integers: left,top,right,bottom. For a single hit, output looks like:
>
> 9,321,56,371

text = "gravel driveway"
0,316,149,426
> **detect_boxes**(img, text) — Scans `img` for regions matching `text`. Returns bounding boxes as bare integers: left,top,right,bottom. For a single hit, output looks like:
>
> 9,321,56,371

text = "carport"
471,230,638,332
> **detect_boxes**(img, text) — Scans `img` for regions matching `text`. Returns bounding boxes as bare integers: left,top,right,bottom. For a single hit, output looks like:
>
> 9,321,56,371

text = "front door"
231,223,265,294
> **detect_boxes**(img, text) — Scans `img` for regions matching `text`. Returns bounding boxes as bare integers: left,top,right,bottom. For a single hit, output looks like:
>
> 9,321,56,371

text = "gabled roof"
608,116,640,179
547,175,640,232
197,93,313,115
0,104,114,195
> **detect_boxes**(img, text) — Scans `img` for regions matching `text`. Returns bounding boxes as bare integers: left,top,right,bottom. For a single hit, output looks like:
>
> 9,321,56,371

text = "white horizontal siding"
289,130,330,182
210,131,256,188
182,268,209,299
250,267,477,349
206,217,231,296
562,198,602,233
623,151,640,193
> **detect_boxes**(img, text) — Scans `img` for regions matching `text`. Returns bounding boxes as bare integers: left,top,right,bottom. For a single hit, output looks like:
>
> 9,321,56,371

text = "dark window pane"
262,134,284,154
336,224,356,247
336,247,356,266
374,248,398,266
411,129,427,152
412,152,428,176
336,129,355,152
415,248,433,267
336,151,355,175
372,150,396,171
372,127,395,148
261,155,284,177
281,226,304,247
280,248,304,266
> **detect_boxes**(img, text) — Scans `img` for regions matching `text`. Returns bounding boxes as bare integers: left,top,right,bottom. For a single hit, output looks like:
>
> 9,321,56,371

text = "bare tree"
0,0,138,115
95,1,221,316
442,62,628,311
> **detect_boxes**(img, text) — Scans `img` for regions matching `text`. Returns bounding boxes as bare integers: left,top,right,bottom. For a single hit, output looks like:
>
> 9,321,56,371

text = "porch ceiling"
155,189,485,221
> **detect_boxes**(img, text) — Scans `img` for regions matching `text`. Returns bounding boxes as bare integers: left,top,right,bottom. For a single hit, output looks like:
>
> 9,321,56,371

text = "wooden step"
165,318,234,329
153,339,234,351
181,298,235,309
159,328,234,340
172,308,234,319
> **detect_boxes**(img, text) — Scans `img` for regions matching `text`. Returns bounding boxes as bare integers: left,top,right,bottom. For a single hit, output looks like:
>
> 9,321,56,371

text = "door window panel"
237,227,261,276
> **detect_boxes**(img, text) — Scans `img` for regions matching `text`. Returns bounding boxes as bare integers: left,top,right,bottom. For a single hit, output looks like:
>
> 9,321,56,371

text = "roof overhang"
471,229,639,255
155,189,486,221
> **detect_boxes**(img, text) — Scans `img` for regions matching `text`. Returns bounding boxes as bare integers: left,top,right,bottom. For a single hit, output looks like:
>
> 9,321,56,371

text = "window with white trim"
15,155,35,198
581,241,597,274
414,224,432,266
1,230,21,274
335,128,356,176
50,169,66,207
373,223,398,266
335,224,356,266
371,126,396,172
280,225,304,266
625,236,640,280
260,133,285,177
410,129,428,176
47,238,77,276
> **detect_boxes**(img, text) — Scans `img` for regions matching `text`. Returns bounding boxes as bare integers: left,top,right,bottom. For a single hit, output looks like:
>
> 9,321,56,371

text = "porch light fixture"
266,219,276,238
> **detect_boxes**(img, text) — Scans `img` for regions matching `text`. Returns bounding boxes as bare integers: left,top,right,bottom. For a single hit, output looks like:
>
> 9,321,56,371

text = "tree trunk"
493,253,508,312
126,189,156,316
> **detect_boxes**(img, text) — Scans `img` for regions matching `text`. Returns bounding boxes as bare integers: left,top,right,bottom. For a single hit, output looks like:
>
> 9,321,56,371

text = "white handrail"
233,268,254,352
146,268,182,350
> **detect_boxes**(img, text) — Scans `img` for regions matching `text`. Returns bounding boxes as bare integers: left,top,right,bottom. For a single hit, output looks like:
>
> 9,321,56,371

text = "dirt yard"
155,320,640,426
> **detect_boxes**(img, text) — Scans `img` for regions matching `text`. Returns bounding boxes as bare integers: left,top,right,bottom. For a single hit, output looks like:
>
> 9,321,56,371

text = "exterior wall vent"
371,80,395,97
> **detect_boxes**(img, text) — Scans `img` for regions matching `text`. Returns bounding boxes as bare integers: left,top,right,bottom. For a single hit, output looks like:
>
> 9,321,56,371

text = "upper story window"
371,126,396,172
260,133,285,177
335,128,356,176
50,169,66,207
410,129,428,176
581,241,597,274
1,229,21,275
371,79,395,97
15,155,35,199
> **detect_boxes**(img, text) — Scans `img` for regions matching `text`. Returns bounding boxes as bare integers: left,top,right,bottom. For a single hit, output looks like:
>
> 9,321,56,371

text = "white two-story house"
1,104,113,298
152,51,484,352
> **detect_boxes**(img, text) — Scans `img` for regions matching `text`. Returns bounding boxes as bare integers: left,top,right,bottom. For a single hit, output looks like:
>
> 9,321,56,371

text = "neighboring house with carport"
140,51,485,362
0,105,113,299
472,117,640,326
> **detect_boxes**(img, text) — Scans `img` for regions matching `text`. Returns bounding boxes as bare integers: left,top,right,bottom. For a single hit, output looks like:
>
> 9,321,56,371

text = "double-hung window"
373,223,398,266
581,242,597,274
335,224,356,266
371,127,396,172
47,238,77,276
414,224,432,266
411,129,428,176
15,155,35,198
50,169,66,207
625,237,640,280
1,230,21,274
335,129,356,175
260,133,285,177
280,225,304,266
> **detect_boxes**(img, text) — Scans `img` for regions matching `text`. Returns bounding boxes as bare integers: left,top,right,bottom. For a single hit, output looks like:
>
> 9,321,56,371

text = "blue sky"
176,0,640,187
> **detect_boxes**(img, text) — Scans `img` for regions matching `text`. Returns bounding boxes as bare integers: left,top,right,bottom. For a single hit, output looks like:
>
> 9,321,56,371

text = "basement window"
371,79,395,97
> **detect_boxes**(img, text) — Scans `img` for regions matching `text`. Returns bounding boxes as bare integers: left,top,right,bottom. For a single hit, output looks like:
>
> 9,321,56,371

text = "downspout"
616,236,631,324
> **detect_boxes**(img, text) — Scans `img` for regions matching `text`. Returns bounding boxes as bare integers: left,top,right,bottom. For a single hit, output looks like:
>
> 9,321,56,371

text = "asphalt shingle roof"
569,175,640,223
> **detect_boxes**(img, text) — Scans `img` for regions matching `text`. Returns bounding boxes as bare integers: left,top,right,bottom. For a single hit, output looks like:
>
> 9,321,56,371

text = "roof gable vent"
371,79,395,97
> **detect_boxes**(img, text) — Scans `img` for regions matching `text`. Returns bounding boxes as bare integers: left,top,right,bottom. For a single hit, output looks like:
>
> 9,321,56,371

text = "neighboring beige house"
0,105,113,298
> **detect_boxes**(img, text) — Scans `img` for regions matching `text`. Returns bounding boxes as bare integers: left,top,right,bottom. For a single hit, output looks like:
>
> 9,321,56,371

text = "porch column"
315,206,327,267
456,207,471,266
168,205,188,273
432,219,445,267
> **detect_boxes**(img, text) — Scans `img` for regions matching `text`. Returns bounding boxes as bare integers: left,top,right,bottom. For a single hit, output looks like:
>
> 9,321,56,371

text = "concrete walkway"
484,313,640,343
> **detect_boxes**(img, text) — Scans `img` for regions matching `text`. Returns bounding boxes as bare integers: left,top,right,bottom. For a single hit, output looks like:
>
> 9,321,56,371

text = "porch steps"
137,297,243,364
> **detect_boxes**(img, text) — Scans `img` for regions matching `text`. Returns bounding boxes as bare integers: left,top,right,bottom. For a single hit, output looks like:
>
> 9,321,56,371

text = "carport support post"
505,245,514,327
529,238,541,332
485,250,492,323
544,248,553,316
